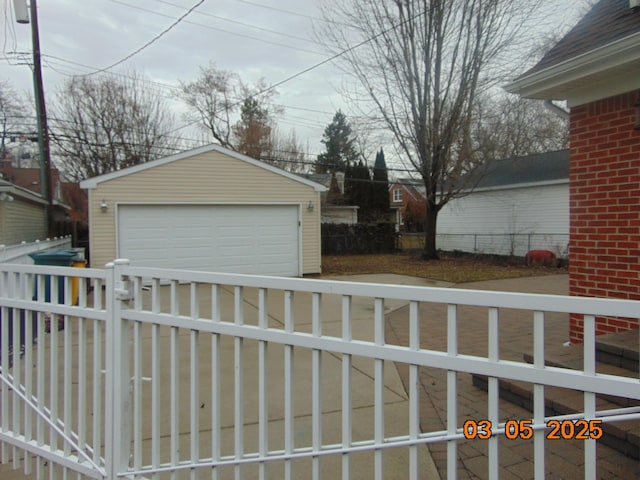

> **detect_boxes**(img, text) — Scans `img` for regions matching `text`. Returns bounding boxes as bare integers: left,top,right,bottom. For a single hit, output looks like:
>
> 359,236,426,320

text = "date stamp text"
463,419,603,440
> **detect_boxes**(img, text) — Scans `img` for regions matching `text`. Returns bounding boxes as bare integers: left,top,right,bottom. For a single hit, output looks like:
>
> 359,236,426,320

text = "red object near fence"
525,249,557,267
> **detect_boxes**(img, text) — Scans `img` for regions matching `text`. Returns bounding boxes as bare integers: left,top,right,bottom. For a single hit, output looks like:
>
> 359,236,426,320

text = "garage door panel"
118,205,299,275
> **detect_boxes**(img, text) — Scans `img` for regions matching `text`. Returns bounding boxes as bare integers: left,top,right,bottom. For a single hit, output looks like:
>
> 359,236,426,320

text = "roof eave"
504,32,640,101
79,144,327,192
0,182,48,205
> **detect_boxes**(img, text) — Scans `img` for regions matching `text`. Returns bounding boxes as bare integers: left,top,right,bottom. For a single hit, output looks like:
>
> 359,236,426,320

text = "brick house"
506,0,640,342
389,179,426,232
0,158,62,202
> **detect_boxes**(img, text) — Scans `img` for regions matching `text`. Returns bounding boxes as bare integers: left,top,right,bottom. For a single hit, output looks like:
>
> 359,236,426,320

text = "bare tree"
179,65,307,171
177,62,239,148
266,128,308,172
0,80,33,159
474,94,568,162
318,0,541,259
51,72,179,181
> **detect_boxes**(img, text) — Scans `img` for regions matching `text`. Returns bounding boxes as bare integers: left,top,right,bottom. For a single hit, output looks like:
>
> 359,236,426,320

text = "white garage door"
117,204,300,276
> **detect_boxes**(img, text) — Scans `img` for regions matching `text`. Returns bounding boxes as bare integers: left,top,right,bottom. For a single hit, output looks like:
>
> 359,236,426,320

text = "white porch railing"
0,261,639,479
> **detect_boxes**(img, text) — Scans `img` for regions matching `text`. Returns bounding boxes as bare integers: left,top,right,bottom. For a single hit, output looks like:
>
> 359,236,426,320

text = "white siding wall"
437,182,569,256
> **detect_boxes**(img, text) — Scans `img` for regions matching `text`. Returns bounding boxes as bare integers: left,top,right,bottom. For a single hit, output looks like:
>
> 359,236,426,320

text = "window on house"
393,189,403,202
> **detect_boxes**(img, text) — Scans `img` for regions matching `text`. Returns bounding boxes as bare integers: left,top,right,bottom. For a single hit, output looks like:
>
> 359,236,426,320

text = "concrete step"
595,328,639,373
521,351,638,409
471,374,640,460
473,331,640,461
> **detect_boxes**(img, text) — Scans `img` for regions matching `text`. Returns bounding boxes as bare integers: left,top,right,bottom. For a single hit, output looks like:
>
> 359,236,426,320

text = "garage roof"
80,144,327,192
474,150,569,189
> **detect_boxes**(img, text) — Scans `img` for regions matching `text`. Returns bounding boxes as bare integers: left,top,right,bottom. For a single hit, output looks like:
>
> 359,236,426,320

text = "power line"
237,8,427,102
79,0,205,77
40,54,339,124
41,54,182,91
14,111,410,172
152,0,320,46
110,0,323,56
2,0,18,56
160,7,426,139
161,2,424,140
226,0,355,28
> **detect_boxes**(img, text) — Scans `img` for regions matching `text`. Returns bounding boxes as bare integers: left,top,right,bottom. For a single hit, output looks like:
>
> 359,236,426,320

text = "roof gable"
393,179,426,201
80,144,326,192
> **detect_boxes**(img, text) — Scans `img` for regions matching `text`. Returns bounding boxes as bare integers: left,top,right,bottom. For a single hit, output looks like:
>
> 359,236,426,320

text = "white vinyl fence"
0,261,639,479
0,236,73,264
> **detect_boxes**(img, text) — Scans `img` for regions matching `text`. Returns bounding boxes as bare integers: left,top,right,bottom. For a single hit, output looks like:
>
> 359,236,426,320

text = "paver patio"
385,274,640,480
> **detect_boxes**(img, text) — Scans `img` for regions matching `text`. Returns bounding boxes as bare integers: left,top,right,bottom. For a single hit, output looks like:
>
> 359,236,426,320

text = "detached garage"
80,144,326,276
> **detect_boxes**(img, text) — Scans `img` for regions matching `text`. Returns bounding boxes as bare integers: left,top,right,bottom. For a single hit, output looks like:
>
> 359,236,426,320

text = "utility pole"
16,0,53,234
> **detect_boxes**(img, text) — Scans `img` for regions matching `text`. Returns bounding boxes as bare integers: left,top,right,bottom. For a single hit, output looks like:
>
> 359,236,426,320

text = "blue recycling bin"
29,250,77,303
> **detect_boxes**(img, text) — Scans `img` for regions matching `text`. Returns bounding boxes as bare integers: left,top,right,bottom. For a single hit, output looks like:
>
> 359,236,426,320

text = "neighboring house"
437,150,569,256
0,157,73,226
506,0,640,341
298,172,359,224
0,178,47,245
389,178,426,231
80,144,326,276
60,182,88,226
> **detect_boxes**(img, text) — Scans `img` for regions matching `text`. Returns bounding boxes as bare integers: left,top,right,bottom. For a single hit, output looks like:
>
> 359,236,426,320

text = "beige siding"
87,150,321,274
0,199,47,246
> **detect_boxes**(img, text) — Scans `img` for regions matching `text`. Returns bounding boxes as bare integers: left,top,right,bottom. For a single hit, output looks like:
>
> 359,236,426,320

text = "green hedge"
321,222,398,255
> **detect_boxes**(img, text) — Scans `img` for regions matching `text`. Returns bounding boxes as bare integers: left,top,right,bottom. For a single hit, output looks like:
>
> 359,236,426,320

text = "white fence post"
104,259,132,478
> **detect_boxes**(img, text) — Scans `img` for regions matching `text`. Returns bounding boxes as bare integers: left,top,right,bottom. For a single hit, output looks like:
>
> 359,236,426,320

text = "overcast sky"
2,0,591,164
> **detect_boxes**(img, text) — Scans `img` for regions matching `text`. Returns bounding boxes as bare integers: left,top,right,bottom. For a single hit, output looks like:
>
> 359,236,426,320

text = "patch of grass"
320,252,566,284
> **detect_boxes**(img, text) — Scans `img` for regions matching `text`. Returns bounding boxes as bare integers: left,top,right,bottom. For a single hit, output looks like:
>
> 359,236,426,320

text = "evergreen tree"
315,110,358,173
345,160,372,222
371,148,390,220
232,97,272,160
325,173,345,205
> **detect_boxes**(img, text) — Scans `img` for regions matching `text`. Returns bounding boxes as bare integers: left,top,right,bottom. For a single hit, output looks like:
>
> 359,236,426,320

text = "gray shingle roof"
524,0,640,76
298,173,332,188
475,150,568,189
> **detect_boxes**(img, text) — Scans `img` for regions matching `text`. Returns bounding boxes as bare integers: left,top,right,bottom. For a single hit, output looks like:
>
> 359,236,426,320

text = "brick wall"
569,90,640,342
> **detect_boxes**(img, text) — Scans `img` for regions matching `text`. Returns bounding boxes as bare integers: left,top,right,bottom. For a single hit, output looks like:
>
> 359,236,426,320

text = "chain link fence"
400,232,569,258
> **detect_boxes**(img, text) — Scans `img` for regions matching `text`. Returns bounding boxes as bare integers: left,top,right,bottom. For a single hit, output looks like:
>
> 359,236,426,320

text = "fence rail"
0,261,639,479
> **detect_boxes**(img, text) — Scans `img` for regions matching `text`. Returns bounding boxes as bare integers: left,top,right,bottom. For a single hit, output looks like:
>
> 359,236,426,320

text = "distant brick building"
389,179,426,232
0,158,62,201
507,0,640,342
